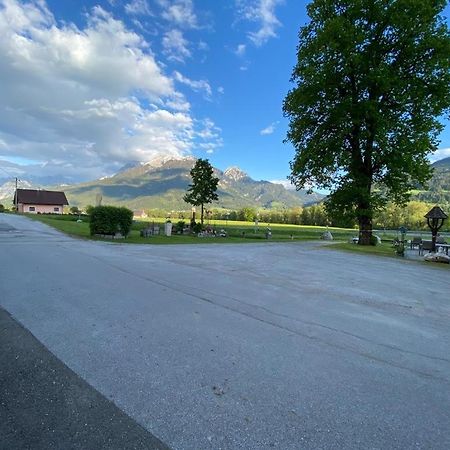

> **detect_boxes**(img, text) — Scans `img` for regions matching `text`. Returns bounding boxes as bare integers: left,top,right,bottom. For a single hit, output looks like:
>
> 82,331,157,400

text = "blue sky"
0,0,449,185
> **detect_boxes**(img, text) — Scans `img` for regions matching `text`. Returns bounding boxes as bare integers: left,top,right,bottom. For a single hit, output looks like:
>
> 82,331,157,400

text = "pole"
15,177,18,212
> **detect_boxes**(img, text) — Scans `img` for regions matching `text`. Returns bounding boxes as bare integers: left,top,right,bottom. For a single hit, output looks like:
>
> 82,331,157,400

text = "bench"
410,237,422,250
419,240,433,255
419,238,449,255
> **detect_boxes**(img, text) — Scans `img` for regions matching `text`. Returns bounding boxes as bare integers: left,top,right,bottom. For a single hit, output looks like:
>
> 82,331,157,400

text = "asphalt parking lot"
1,214,449,449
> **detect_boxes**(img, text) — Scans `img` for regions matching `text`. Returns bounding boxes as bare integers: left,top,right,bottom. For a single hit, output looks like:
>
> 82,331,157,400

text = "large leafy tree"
283,0,450,244
183,158,219,225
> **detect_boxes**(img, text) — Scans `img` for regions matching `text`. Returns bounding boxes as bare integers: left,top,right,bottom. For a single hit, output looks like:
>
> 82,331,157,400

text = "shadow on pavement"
0,307,170,450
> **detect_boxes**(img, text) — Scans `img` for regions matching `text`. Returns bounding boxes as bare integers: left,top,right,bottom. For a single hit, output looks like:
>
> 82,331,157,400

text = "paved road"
0,306,169,450
1,214,449,449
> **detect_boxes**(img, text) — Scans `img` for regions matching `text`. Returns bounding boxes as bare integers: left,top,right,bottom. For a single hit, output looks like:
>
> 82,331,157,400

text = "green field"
27,213,361,244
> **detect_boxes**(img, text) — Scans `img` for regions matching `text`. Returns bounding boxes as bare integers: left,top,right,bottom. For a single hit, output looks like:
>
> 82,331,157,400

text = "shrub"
89,206,133,236
192,222,203,234
369,235,379,246
176,220,185,233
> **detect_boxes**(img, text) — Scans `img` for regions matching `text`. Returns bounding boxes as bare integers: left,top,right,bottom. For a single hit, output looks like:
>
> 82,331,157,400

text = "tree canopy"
283,0,450,244
183,158,219,225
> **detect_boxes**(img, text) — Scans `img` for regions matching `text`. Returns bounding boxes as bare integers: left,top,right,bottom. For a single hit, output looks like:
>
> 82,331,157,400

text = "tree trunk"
355,168,373,245
358,214,372,245
200,203,204,226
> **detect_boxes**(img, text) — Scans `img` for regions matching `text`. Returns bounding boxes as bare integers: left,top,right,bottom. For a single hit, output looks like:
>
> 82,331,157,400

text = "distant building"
13,189,69,214
133,210,148,219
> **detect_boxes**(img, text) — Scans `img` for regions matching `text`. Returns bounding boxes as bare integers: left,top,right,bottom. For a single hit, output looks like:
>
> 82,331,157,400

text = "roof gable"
14,189,69,206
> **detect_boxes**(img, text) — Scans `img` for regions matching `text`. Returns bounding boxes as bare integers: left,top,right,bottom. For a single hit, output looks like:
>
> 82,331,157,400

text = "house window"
54,207,60,212
29,206,35,212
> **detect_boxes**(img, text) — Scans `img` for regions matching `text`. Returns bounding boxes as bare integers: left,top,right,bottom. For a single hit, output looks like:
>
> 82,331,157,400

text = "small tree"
238,207,257,222
283,0,450,244
183,158,219,225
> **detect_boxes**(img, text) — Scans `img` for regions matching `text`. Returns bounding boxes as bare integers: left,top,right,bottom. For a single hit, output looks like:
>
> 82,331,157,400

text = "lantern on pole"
424,206,448,253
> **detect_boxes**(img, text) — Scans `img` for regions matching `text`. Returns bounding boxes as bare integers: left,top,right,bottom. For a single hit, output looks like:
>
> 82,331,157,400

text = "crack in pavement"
81,251,450,385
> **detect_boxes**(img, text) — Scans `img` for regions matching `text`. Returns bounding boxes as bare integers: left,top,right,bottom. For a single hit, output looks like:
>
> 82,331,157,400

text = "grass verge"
329,241,400,258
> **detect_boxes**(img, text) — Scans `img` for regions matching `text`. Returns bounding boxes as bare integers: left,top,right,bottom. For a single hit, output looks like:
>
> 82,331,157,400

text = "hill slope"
431,156,450,169
412,158,450,204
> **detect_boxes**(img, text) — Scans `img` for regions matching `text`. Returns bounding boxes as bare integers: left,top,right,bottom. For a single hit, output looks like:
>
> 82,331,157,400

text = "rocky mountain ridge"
58,156,324,210
2,155,449,209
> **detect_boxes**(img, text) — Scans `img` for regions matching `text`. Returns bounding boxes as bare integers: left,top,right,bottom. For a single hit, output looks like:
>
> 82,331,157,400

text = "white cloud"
196,119,223,154
430,147,450,163
173,71,212,99
162,29,191,62
164,91,191,112
125,0,152,16
217,86,225,95
270,179,295,190
158,0,197,29
237,0,283,47
0,0,220,180
260,121,278,135
198,40,209,51
235,43,246,56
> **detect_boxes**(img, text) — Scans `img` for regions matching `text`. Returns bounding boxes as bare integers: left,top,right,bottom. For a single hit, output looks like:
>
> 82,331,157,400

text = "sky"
0,0,449,186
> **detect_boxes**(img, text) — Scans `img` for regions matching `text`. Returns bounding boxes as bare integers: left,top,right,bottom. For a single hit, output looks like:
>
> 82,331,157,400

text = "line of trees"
129,200,449,232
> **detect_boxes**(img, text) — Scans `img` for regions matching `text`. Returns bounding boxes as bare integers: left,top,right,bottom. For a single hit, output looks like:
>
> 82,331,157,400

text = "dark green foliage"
283,0,450,244
0,204,4,212
89,206,133,236
183,159,219,225
176,220,186,233
192,222,203,234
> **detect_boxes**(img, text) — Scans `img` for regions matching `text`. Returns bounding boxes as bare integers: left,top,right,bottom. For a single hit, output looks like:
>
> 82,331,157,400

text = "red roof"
14,189,69,206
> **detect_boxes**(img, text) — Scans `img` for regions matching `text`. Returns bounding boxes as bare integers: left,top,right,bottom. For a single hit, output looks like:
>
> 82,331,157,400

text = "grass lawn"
329,241,398,258
28,214,92,238
27,213,359,244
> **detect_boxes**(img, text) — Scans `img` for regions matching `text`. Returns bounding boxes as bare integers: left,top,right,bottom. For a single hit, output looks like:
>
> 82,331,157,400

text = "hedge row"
89,206,133,236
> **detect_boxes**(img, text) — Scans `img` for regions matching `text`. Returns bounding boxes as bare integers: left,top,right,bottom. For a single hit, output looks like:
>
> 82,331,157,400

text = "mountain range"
1,155,449,210
431,156,450,169
414,156,450,204
0,156,324,210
